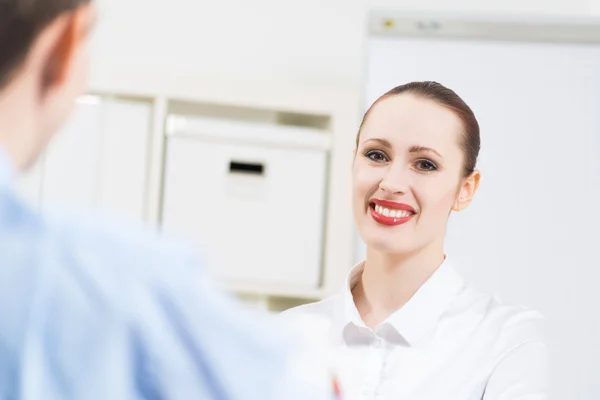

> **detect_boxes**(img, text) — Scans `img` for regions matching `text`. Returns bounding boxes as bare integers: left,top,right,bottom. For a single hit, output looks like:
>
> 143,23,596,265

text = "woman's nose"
378,164,409,195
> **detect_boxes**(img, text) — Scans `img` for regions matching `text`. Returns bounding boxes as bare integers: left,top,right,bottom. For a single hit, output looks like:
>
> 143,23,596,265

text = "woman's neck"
352,242,445,329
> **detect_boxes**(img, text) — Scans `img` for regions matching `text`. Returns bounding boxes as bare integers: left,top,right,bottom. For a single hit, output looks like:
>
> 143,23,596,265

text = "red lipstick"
369,199,416,226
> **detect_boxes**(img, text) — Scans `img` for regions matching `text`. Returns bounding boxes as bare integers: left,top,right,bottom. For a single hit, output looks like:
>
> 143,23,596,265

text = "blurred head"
353,82,481,257
0,0,95,170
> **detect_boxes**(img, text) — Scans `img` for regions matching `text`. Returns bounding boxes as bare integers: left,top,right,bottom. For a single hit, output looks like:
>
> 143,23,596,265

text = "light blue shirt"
0,147,325,399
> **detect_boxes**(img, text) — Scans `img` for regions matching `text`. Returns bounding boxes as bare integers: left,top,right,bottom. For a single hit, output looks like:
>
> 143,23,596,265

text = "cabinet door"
161,136,327,288
42,100,104,211
40,97,151,221
97,99,151,221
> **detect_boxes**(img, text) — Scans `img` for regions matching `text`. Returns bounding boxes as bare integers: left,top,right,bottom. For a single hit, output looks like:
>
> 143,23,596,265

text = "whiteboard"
362,34,600,399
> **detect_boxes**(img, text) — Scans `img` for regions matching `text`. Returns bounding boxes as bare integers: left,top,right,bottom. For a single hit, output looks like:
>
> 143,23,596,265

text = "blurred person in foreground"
0,1,338,398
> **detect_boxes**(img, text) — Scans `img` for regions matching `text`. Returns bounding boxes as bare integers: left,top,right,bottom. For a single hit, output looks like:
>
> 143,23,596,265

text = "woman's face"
353,94,479,256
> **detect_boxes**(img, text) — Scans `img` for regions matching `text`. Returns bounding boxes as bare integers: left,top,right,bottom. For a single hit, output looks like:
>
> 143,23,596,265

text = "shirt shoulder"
456,288,550,397
30,207,206,324
452,284,547,354
0,191,201,311
280,295,341,321
47,209,199,276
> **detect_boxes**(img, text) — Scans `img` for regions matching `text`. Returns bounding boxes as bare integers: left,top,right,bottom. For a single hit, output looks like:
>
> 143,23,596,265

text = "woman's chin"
363,236,415,256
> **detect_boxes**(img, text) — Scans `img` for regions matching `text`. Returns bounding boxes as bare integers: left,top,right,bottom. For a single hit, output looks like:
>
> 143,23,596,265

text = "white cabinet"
95,99,152,220
17,96,151,222
161,117,330,289
15,83,359,303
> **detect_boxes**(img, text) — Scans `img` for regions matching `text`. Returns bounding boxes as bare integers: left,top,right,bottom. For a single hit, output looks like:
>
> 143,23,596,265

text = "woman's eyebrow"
409,145,443,159
363,138,392,148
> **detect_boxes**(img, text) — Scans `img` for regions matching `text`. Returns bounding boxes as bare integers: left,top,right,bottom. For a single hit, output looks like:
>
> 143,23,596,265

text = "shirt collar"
342,262,366,327
0,145,15,189
337,257,465,346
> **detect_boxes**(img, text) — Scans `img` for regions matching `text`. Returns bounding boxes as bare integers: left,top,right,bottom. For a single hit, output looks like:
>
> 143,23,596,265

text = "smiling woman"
282,81,548,400
353,82,481,260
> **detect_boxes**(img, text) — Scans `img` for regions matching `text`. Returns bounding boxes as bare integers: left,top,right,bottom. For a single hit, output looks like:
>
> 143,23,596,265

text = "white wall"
90,0,592,93
363,31,600,399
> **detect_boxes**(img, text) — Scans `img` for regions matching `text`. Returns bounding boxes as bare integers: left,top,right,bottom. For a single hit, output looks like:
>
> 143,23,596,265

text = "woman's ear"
453,170,481,212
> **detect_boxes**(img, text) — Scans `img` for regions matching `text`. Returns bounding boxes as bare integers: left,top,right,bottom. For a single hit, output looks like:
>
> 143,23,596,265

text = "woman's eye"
365,150,389,163
415,159,438,171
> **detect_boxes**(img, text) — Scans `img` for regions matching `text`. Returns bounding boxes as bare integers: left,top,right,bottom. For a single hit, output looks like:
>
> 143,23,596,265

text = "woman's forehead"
360,95,464,150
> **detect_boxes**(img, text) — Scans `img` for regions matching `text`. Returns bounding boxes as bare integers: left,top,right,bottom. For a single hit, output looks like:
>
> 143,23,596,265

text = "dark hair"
0,0,91,89
357,81,480,177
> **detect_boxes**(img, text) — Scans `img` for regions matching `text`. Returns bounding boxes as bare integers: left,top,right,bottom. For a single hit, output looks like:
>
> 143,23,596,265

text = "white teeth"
373,204,413,218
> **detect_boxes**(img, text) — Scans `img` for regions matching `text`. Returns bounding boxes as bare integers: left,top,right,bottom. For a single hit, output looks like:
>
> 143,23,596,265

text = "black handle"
229,161,264,175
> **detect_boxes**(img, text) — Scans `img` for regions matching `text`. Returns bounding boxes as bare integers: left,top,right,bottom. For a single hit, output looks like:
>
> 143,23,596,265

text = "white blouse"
282,258,549,400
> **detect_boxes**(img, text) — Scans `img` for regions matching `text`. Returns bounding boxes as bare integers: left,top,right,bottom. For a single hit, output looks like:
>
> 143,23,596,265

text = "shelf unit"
86,74,361,310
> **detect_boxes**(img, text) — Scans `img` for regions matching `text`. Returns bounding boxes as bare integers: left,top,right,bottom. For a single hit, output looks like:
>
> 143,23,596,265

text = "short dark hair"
0,0,91,89
357,81,481,177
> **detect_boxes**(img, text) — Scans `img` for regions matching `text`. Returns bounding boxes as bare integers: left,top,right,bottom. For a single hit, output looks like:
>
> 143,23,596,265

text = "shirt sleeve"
483,341,550,400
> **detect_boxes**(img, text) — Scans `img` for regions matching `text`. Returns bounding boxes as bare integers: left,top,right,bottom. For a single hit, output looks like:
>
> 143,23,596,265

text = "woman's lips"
369,199,416,226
